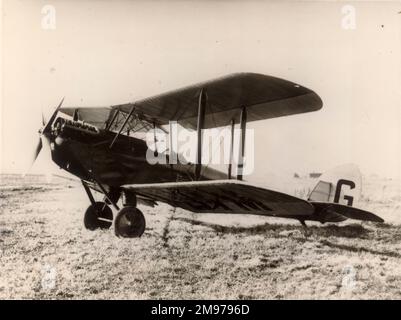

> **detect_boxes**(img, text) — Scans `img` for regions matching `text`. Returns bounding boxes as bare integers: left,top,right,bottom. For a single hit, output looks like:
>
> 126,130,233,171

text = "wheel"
84,202,113,230
114,207,146,238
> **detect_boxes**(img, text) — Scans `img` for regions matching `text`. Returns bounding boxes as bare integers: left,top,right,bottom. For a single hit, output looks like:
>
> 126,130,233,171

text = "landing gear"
114,206,146,238
84,201,113,230
81,180,145,238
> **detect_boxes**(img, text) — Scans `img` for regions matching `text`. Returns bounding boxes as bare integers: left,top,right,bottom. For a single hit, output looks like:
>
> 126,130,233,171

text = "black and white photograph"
1,0,400,304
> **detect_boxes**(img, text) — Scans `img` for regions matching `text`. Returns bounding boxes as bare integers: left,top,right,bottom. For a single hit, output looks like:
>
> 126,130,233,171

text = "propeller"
28,97,65,171
42,97,64,135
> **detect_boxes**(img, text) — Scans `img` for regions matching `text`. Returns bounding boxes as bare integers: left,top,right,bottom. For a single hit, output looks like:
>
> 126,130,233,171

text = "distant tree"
309,173,322,178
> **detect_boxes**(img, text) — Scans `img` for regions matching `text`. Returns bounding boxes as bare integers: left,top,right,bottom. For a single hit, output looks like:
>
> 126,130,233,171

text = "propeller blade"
41,111,46,126
34,137,43,162
42,97,65,134
24,135,52,177
73,108,79,121
29,137,43,168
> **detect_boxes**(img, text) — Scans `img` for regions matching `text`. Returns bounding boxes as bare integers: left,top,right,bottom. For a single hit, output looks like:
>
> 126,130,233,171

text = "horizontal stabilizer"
311,201,384,223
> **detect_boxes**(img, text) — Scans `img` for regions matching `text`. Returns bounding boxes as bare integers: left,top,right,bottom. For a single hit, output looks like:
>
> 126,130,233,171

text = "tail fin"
307,164,384,223
308,164,362,207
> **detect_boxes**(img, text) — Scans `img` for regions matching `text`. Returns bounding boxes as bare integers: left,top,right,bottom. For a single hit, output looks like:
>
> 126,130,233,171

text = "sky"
1,0,400,181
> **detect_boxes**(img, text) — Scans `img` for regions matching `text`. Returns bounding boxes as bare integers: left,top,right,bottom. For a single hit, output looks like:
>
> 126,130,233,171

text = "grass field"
0,174,400,299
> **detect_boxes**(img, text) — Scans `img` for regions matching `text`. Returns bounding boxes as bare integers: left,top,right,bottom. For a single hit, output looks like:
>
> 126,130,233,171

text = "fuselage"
48,117,227,188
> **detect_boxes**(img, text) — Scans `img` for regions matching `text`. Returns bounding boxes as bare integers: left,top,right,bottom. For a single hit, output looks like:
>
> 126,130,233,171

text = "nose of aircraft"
28,97,65,170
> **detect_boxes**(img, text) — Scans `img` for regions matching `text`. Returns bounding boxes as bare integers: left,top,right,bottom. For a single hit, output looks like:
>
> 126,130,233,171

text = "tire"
84,202,113,230
114,207,146,238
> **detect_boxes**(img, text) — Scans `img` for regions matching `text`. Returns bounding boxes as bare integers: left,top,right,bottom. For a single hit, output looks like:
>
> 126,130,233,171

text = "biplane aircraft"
30,73,384,238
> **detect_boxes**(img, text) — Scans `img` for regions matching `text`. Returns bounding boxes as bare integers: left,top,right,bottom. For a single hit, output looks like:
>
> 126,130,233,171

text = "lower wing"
122,180,384,224
123,180,314,217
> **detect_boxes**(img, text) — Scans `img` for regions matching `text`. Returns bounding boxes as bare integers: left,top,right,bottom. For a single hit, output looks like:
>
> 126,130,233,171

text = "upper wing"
113,73,323,130
122,179,315,217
